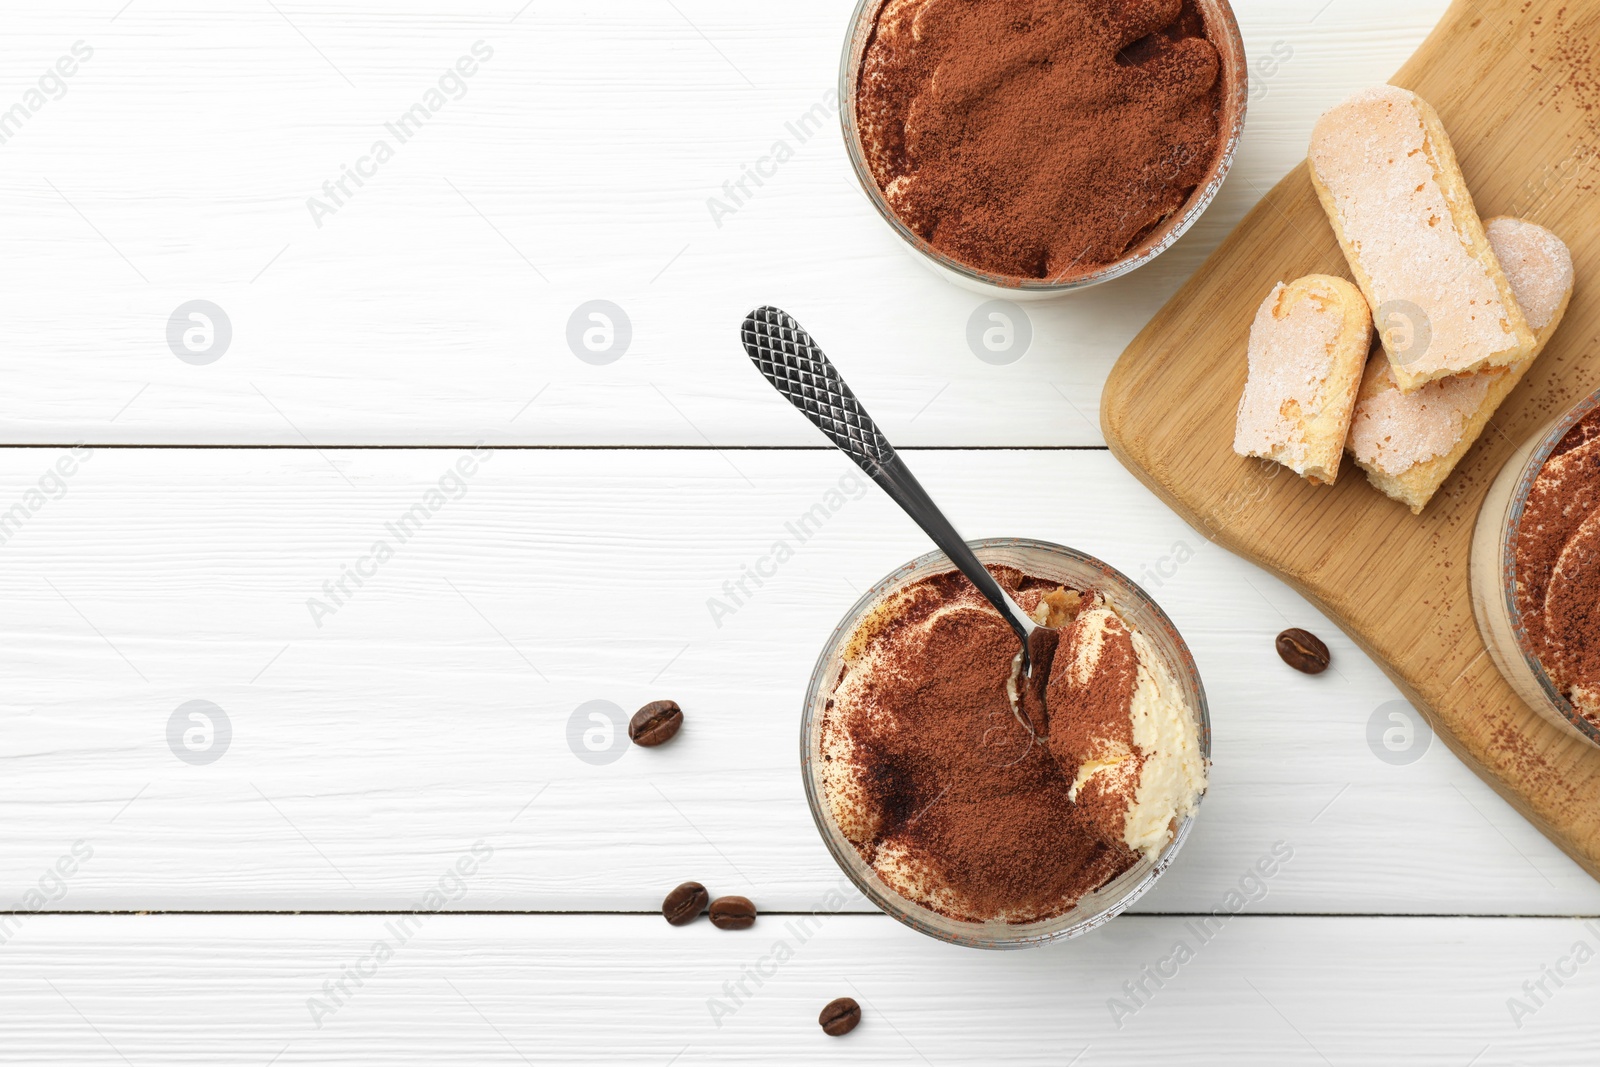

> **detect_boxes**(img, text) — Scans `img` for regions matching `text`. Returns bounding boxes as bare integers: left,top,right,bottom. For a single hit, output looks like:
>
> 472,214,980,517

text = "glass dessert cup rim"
1488,388,1600,748
837,0,1249,298
801,537,1212,949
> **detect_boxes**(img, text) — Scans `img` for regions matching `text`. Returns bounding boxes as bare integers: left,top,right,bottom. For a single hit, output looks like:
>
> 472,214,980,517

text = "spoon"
740,305,1058,737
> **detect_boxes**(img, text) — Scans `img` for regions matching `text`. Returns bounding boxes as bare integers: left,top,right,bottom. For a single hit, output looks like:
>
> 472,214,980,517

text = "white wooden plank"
4,3,1578,1061
0,445,1592,913
0,0,1449,446
0,913,1592,1065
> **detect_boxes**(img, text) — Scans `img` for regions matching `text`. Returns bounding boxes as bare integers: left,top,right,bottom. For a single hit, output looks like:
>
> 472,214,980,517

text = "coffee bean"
661,881,709,926
1276,628,1331,674
630,700,683,747
708,895,756,930
819,996,861,1036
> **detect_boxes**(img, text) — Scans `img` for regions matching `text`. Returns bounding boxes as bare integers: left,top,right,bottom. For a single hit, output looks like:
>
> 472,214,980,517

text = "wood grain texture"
3,447,1596,913
1102,0,1600,880
0,0,1445,446
0,914,1593,1065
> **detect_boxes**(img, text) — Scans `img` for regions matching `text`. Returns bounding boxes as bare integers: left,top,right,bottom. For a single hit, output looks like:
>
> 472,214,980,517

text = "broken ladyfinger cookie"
1233,274,1373,485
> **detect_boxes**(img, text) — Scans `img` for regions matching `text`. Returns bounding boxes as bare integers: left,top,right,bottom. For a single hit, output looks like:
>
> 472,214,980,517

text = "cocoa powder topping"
855,0,1224,281
1514,407,1600,723
822,567,1148,923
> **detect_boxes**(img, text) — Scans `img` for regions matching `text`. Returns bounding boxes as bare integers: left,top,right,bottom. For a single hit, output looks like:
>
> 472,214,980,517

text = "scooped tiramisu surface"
1516,408,1600,725
820,566,1205,924
854,0,1224,281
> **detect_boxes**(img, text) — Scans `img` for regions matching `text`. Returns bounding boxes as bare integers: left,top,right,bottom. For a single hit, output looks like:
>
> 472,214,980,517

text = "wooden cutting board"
1102,0,1600,880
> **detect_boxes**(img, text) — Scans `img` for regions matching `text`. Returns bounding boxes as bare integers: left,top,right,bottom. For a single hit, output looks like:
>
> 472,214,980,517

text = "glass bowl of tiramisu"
803,538,1210,948
840,0,1248,297
1472,388,1600,748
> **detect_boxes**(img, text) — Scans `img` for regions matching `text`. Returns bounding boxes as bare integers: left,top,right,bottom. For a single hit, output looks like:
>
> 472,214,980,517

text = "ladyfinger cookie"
1308,86,1536,391
1347,217,1574,513
1233,274,1373,485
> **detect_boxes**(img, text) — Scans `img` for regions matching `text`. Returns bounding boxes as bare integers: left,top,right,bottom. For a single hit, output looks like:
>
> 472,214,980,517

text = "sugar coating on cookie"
1347,363,1496,477
1347,217,1573,478
1233,275,1370,483
1485,217,1574,333
1309,86,1531,385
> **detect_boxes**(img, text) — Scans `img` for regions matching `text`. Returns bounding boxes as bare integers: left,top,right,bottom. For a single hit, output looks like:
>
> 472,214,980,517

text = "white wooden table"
1,1,1594,1063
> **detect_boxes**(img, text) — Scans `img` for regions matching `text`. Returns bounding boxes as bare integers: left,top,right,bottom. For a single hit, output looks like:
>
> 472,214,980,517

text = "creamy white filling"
1125,630,1207,857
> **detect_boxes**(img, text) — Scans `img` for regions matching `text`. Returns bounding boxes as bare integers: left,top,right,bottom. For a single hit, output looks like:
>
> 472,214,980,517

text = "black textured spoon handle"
739,305,1038,654
740,305,895,472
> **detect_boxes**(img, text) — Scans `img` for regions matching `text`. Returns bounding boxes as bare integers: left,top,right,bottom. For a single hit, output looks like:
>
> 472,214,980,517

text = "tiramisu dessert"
854,0,1226,282
1512,411,1600,726
819,566,1206,924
